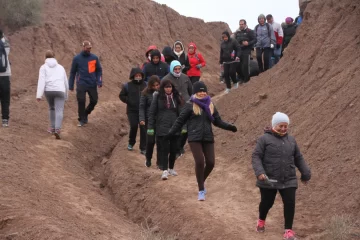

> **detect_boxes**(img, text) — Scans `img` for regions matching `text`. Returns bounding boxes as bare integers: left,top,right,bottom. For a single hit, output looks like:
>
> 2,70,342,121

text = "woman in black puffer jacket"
166,81,237,201
252,112,311,240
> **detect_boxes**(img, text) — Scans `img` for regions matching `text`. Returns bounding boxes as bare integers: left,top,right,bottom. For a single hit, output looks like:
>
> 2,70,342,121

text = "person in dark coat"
142,49,169,82
282,17,297,56
252,112,311,240
139,75,160,168
119,67,147,153
147,79,183,180
166,81,237,201
172,41,190,74
162,46,177,66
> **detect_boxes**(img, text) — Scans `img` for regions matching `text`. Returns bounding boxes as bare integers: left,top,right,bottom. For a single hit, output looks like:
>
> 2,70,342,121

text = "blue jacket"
69,51,102,90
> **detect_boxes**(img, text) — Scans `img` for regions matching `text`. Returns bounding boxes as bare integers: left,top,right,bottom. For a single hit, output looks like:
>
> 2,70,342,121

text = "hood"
258,14,266,24
162,46,175,57
145,45,157,57
188,42,197,53
172,40,185,51
170,60,181,75
129,67,144,80
150,49,161,64
45,58,58,68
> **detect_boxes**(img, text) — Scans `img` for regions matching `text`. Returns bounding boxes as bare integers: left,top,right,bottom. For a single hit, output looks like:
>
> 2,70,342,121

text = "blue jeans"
269,45,282,68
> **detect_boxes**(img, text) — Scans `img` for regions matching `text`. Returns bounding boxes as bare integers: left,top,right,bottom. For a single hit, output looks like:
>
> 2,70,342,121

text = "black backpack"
0,40,8,73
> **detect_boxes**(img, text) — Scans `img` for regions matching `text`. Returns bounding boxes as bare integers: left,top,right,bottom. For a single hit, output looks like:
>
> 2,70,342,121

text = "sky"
152,0,300,31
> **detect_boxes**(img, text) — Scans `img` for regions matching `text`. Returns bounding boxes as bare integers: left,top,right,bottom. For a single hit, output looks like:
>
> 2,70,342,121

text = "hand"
270,44,274,49
36,98,41,102
229,125,237,132
140,121,145,126
235,57,240,61
276,44,281,49
98,85,102,88
196,64,202,69
257,174,266,181
301,180,309,185
147,129,154,136
242,41,249,46
181,129,187,134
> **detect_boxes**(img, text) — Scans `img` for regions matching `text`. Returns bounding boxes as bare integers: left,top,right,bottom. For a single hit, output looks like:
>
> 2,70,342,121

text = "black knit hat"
193,81,208,93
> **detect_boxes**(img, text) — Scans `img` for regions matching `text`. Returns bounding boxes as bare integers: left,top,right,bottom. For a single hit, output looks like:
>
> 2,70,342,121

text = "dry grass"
140,218,178,240
326,214,359,240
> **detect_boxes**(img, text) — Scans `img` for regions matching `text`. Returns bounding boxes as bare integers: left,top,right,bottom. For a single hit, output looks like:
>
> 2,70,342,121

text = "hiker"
162,46,177,66
220,31,241,94
162,60,192,157
142,49,169,82
252,112,311,240
139,75,160,167
36,50,69,139
165,81,237,201
295,11,304,26
187,42,206,84
282,17,297,54
232,19,257,83
255,14,276,73
69,40,102,127
147,79,183,180
172,41,190,74
119,67,147,153
266,14,284,67
142,45,165,69
0,30,11,127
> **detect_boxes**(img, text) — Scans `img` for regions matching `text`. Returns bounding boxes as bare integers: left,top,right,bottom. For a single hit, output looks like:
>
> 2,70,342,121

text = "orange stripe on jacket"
88,60,96,73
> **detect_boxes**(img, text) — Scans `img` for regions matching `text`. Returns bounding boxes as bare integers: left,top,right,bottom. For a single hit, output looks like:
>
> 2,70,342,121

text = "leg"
256,48,264,72
229,63,237,84
189,142,206,191
76,85,87,122
259,188,278,220
145,134,155,160
0,76,11,120
274,45,282,64
180,131,188,152
168,137,179,169
54,92,66,129
223,63,231,89
241,54,250,83
127,113,139,147
202,142,215,181
263,48,272,71
45,92,56,129
279,187,297,230
157,136,170,171
85,87,98,115
139,123,147,151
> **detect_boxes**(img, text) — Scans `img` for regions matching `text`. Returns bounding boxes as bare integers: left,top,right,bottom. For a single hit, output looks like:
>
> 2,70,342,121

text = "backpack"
185,53,200,63
0,40,8,73
255,23,271,38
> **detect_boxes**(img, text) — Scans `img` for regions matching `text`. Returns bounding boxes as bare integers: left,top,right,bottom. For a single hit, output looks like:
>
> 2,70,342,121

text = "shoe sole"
54,133,61,140
198,198,205,201
256,228,265,233
161,177,168,180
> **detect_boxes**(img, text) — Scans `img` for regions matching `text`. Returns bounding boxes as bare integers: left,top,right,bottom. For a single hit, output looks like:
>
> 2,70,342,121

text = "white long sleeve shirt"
36,58,69,99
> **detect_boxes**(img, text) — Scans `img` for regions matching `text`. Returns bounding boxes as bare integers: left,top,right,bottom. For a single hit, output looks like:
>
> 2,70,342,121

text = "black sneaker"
77,121,85,127
145,159,151,168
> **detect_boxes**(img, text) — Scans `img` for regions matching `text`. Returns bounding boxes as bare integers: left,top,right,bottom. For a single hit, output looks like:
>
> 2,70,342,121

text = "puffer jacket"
148,92,181,136
252,128,311,189
139,90,156,122
168,101,233,142
220,37,241,64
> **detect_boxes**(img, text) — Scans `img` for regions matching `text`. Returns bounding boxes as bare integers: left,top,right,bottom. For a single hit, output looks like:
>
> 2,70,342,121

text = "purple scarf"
190,95,214,122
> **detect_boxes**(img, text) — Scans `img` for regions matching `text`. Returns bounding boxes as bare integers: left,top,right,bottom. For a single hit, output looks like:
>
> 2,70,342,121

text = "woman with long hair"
147,79,183,180
165,81,237,201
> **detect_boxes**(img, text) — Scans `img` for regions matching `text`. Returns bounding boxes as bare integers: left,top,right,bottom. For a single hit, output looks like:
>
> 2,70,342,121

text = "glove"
276,44,281,49
270,44,274,49
147,129,154,136
181,129,187,134
228,125,237,132
196,64,202,69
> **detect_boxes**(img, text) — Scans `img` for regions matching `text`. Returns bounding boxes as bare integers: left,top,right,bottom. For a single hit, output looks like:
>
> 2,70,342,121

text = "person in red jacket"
187,42,206,84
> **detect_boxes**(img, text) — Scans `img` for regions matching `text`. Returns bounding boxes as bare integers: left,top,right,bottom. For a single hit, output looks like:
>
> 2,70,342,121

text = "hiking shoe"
256,219,266,233
168,169,178,176
224,88,230,94
54,129,61,140
234,83,239,89
198,190,206,201
77,121,85,127
83,113,88,124
283,229,297,240
161,170,168,180
127,144,133,151
2,119,9,127
145,159,151,168
140,150,146,155
47,128,55,134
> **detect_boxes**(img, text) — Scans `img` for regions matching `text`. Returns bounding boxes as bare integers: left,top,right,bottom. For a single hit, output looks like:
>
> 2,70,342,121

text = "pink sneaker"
283,229,297,240
256,219,265,232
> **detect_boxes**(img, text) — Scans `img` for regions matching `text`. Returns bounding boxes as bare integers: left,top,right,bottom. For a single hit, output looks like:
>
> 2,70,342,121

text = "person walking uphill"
255,14,276,73
220,31,241,94
187,42,206,84
266,14,284,67
69,41,102,127
148,80,183,180
142,49,169,82
166,81,237,201
252,112,311,240
0,30,11,127
36,50,69,139
139,75,160,167
119,67,147,153
173,41,190,74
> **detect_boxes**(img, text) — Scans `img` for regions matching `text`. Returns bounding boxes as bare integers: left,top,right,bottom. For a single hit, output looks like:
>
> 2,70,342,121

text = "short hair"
45,50,55,59
266,14,273,19
239,19,247,25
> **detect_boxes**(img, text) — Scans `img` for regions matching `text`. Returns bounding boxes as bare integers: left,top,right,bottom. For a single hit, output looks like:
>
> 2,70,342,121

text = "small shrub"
140,218,178,240
326,214,357,240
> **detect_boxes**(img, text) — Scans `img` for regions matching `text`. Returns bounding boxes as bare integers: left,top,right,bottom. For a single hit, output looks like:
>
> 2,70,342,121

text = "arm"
63,67,69,100
36,66,46,99
219,44,223,64
252,137,266,177
248,29,257,47
119,84,128,103
147,92,158,129
269,25,277,45
182,55,190,73
68,57,77,90
277,24,284,45
198,53,206,67
294,141,311,181
168,103,193,135
139,94,147,123
96,57,103,86
142,64,148,82
212,106,234,130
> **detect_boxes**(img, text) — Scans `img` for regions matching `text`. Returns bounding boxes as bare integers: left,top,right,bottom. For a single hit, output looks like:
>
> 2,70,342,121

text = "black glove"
276,44,281,49
228,125,237,132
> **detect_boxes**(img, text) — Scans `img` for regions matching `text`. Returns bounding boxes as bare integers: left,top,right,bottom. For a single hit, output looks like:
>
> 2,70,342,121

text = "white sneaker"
161,170,169,180
224,88,230,94
168,169,178,176
234,83,239,89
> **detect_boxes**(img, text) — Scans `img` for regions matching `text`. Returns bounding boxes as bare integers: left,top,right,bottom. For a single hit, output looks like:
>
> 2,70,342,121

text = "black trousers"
0,76,10,120
259,187,297,229
256,47,272,72
237,53,250,83
156,136,178,171
127,112,146,150
189,142,215,191
189,76,200,85
76,85,98,122
223,62,237,89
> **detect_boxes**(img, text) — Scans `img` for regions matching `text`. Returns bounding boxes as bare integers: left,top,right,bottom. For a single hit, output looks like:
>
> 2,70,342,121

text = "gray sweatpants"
45,91,65,129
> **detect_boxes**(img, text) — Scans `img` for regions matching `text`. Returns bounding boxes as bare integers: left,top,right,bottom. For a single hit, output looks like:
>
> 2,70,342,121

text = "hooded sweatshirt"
172,41,190,74
186,42,206,77
255,14,276,48
162,46,177,65
0,36,11,77
36,58,69,99
142,49,169,82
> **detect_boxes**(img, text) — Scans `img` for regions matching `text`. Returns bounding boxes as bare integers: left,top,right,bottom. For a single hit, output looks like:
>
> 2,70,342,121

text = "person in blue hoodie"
69,41,103,127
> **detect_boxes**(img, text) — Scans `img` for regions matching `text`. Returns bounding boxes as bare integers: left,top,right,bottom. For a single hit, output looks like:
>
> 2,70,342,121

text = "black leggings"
256,47,272,72
0,76,10,120
189,142,215,191
259,187,296,229
156,136,178,171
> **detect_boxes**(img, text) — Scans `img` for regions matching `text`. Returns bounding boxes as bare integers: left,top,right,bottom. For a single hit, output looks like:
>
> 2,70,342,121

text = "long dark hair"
158,79,183,107
142,75,160,95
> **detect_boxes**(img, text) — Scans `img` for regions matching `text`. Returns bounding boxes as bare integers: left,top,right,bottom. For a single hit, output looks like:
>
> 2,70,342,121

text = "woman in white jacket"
36,50,69,139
